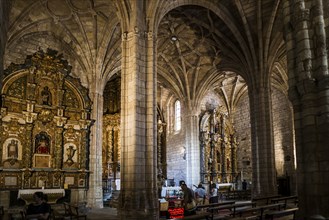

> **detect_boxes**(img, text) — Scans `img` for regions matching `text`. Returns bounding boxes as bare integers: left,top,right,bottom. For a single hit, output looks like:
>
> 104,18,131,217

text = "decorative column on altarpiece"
54,127,63,169
80,129,87,170
230,133,238,182
220,113,227,182
54,107,67,169
106,127,113,176
209,109,217,183
53,122,64,187
200,131,207,183
157,119,164,179
79,111,93,170
112,126,120,181
25,124,33,168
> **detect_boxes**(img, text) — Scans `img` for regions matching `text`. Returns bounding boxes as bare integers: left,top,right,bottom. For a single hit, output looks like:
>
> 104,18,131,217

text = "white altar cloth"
18,189,65,203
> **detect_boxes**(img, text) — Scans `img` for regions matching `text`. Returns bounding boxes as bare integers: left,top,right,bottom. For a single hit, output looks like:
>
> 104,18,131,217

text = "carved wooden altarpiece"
0,49,93,190
199,107,238,184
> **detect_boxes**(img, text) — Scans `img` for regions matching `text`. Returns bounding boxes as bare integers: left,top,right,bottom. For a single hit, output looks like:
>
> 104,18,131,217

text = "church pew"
264,207,298,220
235,202,285,220
270,195,298,208
252,195,280,205
208,202,256,219
196,201,235,211
181,211,212,220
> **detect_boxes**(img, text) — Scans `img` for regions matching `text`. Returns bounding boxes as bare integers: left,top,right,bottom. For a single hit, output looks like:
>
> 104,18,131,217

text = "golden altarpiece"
102,76,121,194
199,107,238,184
0,49,93,204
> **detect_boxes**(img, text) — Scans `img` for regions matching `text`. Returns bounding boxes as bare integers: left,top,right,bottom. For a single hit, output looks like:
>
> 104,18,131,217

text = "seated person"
26,192,50,220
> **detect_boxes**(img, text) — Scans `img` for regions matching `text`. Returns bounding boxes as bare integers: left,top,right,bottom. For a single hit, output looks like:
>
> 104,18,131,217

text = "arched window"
174,100,181,131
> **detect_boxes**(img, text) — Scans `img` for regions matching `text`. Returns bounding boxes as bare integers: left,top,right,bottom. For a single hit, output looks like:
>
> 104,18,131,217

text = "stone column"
118,1,157,219
0,0,10,106
87,92,104,208
284,0,329,218
185,112,201,186
249,85,277,197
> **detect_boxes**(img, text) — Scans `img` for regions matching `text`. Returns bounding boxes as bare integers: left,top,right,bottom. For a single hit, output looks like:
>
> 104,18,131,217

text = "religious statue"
41,86,52,105
36,139,50,154
35,134,50,154
7,139,18,159
66,145,77,165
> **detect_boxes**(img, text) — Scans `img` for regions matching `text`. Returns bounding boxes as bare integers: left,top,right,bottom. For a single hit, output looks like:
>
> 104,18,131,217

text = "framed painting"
34,154,51,168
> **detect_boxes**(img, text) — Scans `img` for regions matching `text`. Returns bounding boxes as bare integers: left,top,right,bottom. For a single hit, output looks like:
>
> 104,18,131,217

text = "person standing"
242,179,248,190
194,184,207,205
209,183,218,204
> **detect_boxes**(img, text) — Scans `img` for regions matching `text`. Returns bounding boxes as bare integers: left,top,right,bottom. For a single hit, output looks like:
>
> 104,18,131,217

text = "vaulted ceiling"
156,1,286,112
4,0,287,113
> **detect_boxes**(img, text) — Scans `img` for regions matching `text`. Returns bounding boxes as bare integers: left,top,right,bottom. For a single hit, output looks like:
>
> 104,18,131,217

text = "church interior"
0,0,328,219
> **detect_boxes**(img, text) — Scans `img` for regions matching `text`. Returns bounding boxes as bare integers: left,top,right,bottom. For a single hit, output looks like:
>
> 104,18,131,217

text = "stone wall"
271,87,295,177
233,93,252,183
271,87,296,195
166,103,187,186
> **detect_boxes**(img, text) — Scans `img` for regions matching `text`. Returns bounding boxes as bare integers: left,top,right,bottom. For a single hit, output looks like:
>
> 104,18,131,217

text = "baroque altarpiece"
0,49,93,192
199,107,238,184
102,76,121,191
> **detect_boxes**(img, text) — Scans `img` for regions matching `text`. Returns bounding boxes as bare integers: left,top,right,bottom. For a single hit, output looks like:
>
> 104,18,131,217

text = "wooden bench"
230,202,257,217
235,202,285,220
252,195,280,205
223,190,251,200
181,211,212,219
264,207,298,220
208,202,256,219
270,195,298,208
196,201,235,211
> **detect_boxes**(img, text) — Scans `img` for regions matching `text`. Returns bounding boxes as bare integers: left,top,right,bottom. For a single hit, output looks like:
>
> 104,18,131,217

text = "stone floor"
86,207,118,220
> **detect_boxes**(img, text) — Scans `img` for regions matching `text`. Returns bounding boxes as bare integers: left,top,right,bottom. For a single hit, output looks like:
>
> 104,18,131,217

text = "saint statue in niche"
35,133,50,154
41,86,52,105
66,145,77,165
7,139,18,159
